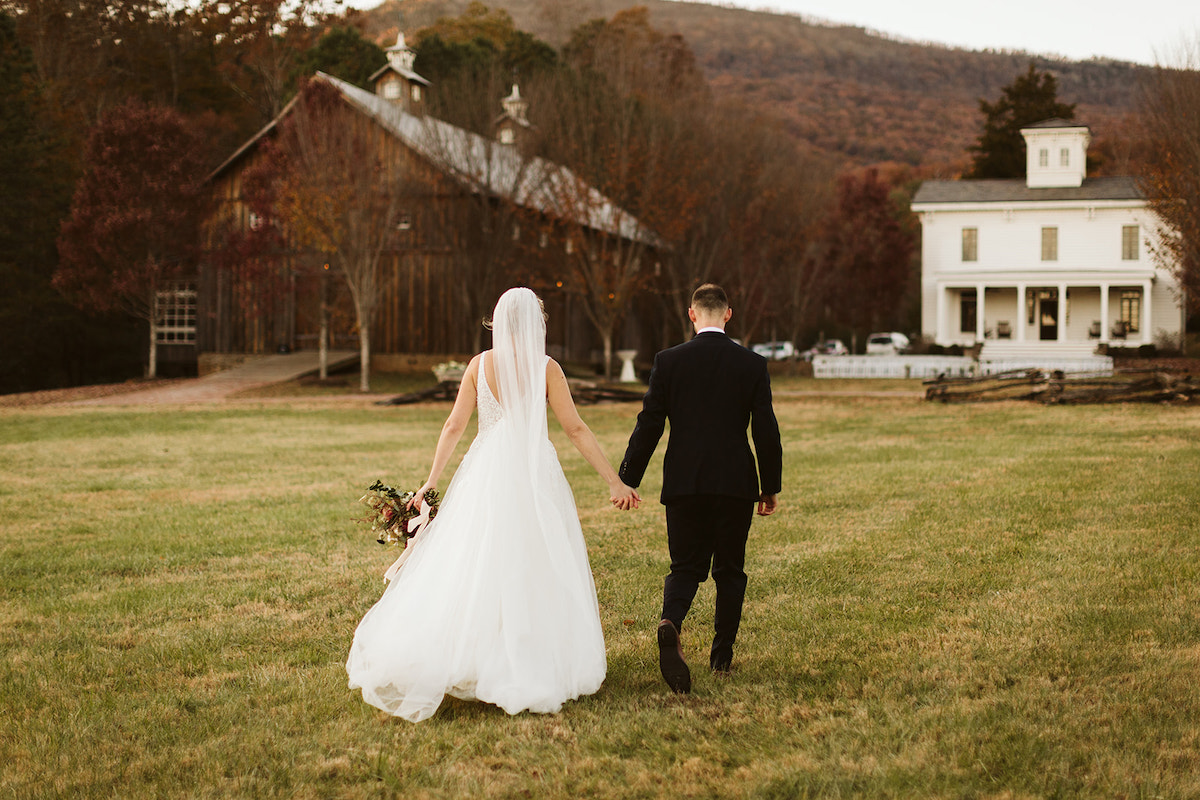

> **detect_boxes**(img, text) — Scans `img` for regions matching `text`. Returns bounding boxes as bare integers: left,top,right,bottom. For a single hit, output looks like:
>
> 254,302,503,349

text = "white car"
866,332,911,355
800,339,848,361
751,341,795,361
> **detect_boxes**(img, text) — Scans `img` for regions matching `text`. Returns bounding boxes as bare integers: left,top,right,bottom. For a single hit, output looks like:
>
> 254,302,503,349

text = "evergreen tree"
294,26,387,90
0,12,142,394
967,64,1077,179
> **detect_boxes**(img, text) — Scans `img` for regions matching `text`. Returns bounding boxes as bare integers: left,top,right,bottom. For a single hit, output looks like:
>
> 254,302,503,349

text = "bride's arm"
409,354,480,508
547,359,640,510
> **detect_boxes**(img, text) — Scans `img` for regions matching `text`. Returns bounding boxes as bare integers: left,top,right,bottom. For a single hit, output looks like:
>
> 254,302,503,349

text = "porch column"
1016,283,1027,342
1058,282,1068,342
936,285,947,344
1100,284,1110,344
976,283,987,343
1142,279,1153,344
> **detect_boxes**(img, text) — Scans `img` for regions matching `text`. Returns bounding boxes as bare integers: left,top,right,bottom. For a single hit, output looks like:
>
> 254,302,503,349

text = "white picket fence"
812,355,1114,379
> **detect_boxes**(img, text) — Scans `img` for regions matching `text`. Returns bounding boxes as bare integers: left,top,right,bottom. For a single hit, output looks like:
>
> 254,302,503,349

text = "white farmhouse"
912,119,1184,366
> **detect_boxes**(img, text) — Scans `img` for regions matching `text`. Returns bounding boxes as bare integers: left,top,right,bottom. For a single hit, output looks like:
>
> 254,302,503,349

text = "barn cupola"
495,84,532,147
369,32,431,116
1021,119,1090,188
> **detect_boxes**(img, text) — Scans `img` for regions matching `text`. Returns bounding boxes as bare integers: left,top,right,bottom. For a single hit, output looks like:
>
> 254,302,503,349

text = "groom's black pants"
661,495,755,669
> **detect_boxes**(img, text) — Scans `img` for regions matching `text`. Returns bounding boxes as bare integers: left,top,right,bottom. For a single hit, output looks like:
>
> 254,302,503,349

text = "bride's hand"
409,481,436,510
610,482,640,511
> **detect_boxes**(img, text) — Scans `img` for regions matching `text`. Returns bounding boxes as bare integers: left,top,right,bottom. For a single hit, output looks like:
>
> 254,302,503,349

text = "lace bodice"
477,352,552,435
476,354,503,433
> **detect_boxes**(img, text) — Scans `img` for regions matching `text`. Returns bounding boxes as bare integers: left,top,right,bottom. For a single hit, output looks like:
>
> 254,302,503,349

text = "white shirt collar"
696,326,726,335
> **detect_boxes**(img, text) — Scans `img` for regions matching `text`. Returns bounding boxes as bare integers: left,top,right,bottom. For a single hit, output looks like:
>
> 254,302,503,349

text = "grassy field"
2,393,1199,799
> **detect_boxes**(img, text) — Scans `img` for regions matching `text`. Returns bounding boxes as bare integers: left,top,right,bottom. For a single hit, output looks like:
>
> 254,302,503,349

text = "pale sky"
724,0,1200,65
343,0,1200,67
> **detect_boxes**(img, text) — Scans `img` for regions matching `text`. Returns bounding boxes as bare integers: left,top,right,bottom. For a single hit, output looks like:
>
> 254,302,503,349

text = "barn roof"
209,73,660,247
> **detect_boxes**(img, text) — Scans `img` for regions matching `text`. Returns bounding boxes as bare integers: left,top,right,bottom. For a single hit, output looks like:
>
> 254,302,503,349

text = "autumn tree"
54,100,212,378
1140,39,1200,317
201,0,333,126
967,63,1077,179
538,7,710,378
403,13,561,352
273,78,416,392
813,168,916,348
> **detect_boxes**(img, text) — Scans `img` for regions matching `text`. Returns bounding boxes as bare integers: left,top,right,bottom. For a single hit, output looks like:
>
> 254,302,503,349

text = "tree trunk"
147,320,158,379
318,273,329,380
358,325,371,393
147,286,158,379
601,328,613,382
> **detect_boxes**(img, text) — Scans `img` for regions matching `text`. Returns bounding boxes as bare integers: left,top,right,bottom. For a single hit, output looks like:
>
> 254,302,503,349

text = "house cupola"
1021,119,1090,188
369,31,431,115
495,84,533,146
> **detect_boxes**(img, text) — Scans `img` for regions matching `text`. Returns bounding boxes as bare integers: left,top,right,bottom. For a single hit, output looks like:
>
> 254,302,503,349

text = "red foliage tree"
54,99,212,377
816,167,917,348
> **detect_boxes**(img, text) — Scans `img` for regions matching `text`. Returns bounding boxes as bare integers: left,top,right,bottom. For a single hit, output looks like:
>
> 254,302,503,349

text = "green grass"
3,398,1200,798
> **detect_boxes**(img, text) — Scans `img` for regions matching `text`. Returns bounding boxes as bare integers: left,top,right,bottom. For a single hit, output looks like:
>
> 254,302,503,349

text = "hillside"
360,0,1146,172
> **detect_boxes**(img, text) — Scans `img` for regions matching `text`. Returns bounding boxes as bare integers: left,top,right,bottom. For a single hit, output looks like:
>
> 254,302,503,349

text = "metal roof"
209,73,659,247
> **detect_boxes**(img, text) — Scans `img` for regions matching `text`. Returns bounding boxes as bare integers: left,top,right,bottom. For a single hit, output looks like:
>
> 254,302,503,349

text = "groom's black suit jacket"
619,331,782,504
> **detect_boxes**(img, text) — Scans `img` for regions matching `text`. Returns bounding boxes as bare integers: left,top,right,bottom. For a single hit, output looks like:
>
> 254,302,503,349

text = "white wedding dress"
346,353,607,722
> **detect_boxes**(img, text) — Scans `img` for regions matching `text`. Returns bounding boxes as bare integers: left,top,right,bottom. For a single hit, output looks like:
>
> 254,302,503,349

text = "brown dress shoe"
657,619,691,694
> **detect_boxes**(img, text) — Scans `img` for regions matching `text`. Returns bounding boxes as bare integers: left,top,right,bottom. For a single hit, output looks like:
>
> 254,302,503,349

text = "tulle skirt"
346,427,606,722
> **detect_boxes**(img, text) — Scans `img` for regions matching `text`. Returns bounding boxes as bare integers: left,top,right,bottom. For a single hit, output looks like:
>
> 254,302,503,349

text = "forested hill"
365,0,1146,173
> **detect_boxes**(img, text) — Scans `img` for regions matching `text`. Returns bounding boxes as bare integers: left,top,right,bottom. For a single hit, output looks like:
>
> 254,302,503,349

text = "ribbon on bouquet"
382,497,435,583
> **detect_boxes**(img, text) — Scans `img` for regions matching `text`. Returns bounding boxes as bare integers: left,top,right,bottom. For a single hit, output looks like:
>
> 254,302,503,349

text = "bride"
347,287,640,722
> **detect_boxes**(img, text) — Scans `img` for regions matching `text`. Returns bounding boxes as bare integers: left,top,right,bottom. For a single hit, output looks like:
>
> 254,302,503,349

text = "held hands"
610,481,641,511
408,482,436,511
757,493,778,516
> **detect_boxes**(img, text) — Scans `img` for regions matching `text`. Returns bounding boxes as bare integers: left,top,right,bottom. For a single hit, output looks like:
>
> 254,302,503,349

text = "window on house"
1039,148,1049,167
499,127,515,145
154,281,197,344
1120,290,1141,333
960,289,977,334
1060,148,1070,167
411,85,422,102
1041,227,1058,261
382,81,401,100
961,227,978,261
1122,225,1139,260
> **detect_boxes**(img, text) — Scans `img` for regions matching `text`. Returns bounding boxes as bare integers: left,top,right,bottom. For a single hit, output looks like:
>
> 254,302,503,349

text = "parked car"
799,339,849,361
866,332,911,355
751,341,795,361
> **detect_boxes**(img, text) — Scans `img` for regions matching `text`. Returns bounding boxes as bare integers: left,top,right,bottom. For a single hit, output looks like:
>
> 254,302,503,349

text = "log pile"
379,380,645,406
924,369,1200,404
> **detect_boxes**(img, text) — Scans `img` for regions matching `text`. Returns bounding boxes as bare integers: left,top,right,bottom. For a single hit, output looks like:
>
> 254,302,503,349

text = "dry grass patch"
3,399,1200,798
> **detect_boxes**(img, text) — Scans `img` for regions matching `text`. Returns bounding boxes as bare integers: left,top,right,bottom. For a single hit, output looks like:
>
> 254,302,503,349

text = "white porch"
933,276,1157,353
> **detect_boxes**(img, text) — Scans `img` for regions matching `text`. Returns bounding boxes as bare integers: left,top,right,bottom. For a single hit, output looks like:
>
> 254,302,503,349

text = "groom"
619,283,782,693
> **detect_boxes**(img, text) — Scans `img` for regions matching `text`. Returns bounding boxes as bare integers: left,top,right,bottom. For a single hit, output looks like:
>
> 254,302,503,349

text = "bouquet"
358,480,440,547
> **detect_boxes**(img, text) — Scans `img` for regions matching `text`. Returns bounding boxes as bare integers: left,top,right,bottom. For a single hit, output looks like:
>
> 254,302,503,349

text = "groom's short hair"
690,284,729,315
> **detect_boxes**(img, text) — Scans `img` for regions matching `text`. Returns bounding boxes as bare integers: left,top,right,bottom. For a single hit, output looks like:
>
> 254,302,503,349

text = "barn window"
154,281,197,344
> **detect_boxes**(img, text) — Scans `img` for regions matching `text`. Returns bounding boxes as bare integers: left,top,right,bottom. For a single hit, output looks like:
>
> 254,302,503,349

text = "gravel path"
1,351,358,408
